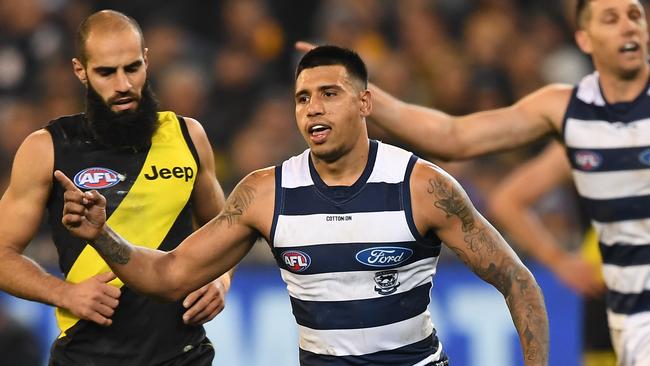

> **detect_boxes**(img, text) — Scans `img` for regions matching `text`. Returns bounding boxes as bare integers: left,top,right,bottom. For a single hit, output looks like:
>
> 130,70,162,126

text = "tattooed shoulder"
426,172,499,257
217,182,256,227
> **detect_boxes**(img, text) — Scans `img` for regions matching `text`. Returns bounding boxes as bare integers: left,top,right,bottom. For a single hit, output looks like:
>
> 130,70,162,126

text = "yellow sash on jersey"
55,112,197,336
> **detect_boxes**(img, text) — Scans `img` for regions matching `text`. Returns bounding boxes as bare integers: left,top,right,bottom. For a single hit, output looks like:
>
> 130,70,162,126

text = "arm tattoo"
216,183,256,227
428,177,497,256
428,176,548,363
91,225,132,265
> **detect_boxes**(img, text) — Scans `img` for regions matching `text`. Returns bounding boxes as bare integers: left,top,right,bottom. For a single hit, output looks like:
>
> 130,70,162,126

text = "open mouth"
309,124,331,135
308,123,331,143
620,41,640,53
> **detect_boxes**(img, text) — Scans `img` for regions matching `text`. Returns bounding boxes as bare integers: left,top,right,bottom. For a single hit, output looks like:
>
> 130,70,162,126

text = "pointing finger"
295,41,317,53
54,170,81,193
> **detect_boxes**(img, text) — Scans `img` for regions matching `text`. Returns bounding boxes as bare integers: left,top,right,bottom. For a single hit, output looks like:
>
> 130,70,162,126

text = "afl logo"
282,250,311,272
356,247,413,268
574,150,602,171
639,149,650,166
73,167,122,189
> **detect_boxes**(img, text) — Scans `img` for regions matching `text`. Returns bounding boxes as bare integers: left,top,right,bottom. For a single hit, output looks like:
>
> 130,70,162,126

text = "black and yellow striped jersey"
46,111,206,365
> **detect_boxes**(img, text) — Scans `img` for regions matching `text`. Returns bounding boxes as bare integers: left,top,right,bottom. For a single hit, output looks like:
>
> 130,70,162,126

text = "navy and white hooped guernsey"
270,140,445,365
563,71,650,329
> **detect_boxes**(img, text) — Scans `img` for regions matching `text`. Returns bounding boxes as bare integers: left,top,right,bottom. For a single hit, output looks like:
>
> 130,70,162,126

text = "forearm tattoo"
91,225,132,265
428,176,548,363
216,183,255,227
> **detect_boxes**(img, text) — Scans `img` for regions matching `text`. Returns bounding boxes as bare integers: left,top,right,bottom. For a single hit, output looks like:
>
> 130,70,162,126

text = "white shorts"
609,312,650,366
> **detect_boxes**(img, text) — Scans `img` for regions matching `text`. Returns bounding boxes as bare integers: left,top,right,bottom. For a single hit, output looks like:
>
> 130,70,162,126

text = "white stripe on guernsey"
607,309,650,331
602,263,650,294
274,211,415,247
607,310,627,330
564,118,650,149
298,310,434,356
281,257,438,302
593,218,650,246
610,311,650,363
367,142,411,184
413,348,444,366
576,72,606,106
281,149,313,189
572,169,650,200
413,348,442,366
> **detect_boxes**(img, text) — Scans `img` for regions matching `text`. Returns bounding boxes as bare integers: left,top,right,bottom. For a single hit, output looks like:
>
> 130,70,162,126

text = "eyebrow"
92,59,143,74
295,84,342,98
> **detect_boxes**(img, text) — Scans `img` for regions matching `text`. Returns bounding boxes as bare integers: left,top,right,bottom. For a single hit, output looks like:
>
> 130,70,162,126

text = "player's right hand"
61,271,121,326
54,170,107,241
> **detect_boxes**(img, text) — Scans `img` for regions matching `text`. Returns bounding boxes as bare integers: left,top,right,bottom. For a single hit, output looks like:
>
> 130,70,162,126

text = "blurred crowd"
0,0,592,268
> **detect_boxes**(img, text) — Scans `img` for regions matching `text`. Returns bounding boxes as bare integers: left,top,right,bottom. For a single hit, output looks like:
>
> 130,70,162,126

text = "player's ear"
72,58,88,86
360,89,372,118
575,29,593,55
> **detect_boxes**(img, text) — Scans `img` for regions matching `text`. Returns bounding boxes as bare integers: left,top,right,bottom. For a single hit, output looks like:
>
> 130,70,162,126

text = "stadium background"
0,0,608,364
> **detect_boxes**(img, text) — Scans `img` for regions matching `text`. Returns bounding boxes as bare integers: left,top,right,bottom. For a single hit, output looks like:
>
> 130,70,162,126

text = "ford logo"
355,247,413,267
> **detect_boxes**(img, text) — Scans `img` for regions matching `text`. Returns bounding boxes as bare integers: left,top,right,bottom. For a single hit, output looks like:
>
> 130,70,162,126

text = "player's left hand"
181,275,230,325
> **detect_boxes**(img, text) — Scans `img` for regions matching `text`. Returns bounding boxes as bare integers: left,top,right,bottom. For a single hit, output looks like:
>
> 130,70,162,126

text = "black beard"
84,81,159,150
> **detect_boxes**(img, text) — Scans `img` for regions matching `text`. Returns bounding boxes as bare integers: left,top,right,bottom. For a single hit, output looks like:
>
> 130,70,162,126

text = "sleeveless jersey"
562,71,650,329
271,140,445,365
46,111,205,365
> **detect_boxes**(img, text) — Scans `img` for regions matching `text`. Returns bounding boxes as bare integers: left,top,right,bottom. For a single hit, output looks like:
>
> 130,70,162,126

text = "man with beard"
0,10,230,365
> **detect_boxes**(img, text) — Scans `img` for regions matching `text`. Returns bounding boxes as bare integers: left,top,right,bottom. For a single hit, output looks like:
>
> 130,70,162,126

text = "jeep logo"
143,165,194,181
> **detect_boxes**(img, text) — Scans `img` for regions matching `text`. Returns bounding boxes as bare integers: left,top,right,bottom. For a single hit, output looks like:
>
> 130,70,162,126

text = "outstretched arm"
55,169,273,302
487,142,604,297
411,161,548,365
370,84,569,160
295,41,569,160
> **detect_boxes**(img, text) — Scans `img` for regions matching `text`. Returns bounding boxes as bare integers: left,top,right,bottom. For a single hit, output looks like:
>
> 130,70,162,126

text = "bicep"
0,131,53,252
164,169,273,293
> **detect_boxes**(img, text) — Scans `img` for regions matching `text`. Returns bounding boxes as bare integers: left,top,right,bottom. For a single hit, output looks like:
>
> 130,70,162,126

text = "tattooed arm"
54,168,276,301
410,161,549,366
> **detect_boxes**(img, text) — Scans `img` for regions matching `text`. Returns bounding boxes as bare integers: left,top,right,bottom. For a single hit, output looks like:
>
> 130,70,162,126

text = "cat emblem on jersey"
374,270,400,295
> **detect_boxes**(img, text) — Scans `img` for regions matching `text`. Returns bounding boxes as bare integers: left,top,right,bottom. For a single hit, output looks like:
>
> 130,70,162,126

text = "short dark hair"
296,45,368,89
575,0,593,29
76,10,145,66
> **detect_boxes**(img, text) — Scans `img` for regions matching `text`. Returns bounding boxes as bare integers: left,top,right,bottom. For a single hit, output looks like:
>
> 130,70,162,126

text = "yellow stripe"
56,112,197,336
581,226,604,284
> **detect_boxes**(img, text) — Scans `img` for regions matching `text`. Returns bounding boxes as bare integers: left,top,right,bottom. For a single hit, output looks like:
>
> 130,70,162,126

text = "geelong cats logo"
374,270,400,295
